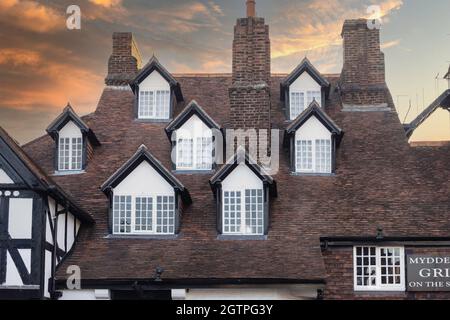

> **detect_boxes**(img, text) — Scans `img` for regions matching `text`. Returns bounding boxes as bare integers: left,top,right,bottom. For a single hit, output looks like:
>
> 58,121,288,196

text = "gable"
177,114,212,137
139,70,170,91
0,168,14,184
295,115,332,140
290,71,322,92
113,161,174,195
222,164,263,190
59,121,82,138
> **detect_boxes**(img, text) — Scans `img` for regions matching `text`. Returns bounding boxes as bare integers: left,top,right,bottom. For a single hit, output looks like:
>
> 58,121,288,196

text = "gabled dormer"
165,100,221,171
46,104,100,174
285,101,343,175
101,145,191,236
209,150,277,238
281,57,330,120
130,56,183,121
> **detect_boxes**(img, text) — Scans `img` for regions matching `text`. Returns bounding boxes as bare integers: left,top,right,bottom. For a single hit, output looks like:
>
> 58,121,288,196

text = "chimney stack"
340,19,388,106
105,32,142,86
228,0,271,161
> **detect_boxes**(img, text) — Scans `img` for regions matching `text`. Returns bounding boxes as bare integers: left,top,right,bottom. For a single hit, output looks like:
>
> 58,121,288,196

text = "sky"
0,0,450,144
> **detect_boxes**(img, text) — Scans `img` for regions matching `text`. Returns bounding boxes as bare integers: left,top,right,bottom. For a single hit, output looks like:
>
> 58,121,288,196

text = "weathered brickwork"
105,32,142,86
229,16,271,160
340,19,388,105
323,247,450,300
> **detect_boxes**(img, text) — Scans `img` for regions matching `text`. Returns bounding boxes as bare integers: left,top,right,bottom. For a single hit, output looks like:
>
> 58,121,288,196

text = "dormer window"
209,151,277,237
58,122,82,171
285,101,343,175
281,57,330,120
166,100,221,171
46,104,100,174
101,145,192,236
131,56,183,121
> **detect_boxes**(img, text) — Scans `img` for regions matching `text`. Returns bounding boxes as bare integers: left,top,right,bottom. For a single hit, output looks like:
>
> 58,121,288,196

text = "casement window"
290,92,305,120
223,189,264,235
139,90,170,120
290,90,321,119
58,137,82,171
306,91,321,107
176,136,213,170
113,194,175,235
353,246,405,291
296,139,331,173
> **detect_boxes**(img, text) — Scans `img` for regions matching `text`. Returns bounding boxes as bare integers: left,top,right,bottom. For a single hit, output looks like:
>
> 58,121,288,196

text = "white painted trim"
353,246,406,292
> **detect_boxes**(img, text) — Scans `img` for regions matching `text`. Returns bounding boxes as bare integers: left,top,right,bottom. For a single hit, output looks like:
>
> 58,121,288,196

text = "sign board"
407,255,450,291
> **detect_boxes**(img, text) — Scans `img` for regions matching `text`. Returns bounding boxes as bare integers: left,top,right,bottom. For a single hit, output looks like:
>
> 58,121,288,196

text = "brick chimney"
105,32,142,86
340,19,388,106
228,0,271,161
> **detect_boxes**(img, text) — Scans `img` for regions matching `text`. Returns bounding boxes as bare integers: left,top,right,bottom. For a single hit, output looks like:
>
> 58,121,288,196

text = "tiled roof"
22,74,450,282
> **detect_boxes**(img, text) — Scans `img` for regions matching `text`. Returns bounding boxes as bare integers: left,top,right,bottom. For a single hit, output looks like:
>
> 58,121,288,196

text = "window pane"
244,189,264,235
156,196,175,234
380,247,403,285
195,137,213,170
139,91,154,118
306,90,321,107
177,138,193,168
315,139,331,173
155,90,170,119
113,195,132,234
135,197,153,232
71,137,83,170
290,92,305,119
223,191,241,234
296,140,313,171
355,246,377,288
58,138,70,171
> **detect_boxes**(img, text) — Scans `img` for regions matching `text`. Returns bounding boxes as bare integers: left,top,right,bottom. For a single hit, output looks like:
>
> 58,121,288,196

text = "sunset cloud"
381,39,401,49
89,0,123,7
270,0,404,72
0,0,63,33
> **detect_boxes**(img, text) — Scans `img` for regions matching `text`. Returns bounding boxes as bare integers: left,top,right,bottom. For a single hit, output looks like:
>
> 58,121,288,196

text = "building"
2,1,450,300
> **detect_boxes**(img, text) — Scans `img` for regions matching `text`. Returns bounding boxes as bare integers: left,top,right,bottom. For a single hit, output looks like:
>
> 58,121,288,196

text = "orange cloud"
89,0,122,7
381,39,401,49
0,48,102,113
0,48,41,66
0,0,63,33
270,0,404,72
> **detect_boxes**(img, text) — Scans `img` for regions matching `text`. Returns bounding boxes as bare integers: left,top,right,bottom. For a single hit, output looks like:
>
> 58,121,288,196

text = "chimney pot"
246,0,256,17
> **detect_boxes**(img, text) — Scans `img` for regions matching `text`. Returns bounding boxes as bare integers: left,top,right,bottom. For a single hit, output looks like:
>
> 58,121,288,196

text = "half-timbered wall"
43,196,81,298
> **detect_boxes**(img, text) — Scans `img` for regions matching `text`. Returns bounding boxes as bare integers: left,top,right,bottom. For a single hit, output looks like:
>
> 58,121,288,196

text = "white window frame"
112,193,176,235
290,90,322,120
353,246,406,292
138,89,170,120
176,132,213,171
58,136,83,171
222,188,264,236
295,138,331,174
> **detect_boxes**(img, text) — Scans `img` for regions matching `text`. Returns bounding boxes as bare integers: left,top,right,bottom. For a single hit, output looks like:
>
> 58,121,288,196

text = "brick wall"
229,16,271,161
340,19,388,106
105,32,142,86
323,246,450,300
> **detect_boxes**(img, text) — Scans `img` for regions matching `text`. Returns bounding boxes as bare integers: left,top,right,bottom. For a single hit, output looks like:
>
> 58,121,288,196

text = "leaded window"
58,137,82,171
354,246,405,291
139,90,170,120
290,91,305,119
112,195,175,235
295,139,331,174
223,189,264,235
